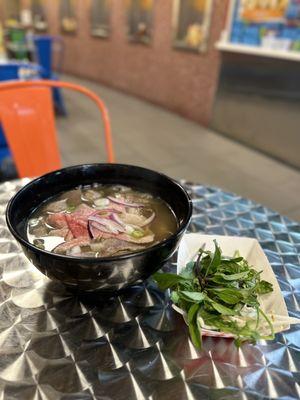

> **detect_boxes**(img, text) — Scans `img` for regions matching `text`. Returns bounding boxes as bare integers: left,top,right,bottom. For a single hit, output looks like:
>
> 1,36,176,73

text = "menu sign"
239,0,289,23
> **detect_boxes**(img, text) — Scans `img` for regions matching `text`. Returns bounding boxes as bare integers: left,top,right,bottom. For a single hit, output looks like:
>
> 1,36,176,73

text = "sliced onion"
89,220,115,239
125,225,135,234
111,185,131,192
28,217,41,227
89,216,122,234
93,207,123,214
88,220,114,238
67,245,82,256
88,215,125,235
107,196,143,208
111,213,144,233
94,198,110,208
88,220,97,239
110,213,126,227
140,212,155,227
81,189,102,202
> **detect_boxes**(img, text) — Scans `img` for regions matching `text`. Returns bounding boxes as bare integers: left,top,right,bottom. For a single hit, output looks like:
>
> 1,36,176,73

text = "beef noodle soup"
27,184,178,257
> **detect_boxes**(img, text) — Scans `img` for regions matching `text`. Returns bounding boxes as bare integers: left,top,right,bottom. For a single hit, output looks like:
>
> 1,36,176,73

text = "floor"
57,74,300,222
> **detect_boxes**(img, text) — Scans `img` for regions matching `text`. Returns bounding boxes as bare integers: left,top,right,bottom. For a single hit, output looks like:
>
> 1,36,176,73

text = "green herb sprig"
153,240,274,348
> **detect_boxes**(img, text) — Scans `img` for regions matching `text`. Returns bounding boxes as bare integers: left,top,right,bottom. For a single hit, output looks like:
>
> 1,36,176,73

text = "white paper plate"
175,234,300,338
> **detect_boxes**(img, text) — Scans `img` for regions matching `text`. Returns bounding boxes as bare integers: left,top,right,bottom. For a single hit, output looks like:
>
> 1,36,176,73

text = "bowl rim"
6,163,193,263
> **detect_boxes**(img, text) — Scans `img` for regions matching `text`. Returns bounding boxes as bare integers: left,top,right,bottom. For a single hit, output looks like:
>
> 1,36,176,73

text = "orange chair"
0,80,115,178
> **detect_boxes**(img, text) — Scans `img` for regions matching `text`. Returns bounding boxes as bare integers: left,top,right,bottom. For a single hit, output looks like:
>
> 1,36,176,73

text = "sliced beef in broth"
27,184,178,257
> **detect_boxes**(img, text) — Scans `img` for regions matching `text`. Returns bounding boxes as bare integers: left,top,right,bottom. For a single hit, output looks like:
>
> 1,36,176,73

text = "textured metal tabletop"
0,179,299,400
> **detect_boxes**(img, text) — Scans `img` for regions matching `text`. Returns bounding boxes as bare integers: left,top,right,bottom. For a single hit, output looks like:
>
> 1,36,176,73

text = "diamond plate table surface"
0,179,299,400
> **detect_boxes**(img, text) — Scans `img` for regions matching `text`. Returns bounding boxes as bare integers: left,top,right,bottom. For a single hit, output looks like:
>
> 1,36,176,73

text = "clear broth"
27,184,178,257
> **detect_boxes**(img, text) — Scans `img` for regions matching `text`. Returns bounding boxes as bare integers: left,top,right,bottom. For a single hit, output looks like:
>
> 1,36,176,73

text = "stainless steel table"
0,179,299,399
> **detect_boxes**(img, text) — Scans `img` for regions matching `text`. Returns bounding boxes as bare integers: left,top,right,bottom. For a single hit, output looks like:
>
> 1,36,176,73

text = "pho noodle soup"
27,184,178,257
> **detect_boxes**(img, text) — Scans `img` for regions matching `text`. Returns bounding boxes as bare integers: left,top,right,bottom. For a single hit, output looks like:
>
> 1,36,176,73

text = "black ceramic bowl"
6,164,192,294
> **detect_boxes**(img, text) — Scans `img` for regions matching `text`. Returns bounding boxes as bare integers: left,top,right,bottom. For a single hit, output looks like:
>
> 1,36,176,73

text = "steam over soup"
27,184,178,257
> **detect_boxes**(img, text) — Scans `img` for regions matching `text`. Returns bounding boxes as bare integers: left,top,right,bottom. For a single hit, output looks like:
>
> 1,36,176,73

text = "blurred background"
0,0,299,221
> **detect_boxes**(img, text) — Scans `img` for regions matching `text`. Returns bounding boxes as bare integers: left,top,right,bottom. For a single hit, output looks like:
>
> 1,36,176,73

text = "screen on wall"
126,0,153,44
173,0,213,52
91,0,110,37
230,0,300,51
60,0,78,34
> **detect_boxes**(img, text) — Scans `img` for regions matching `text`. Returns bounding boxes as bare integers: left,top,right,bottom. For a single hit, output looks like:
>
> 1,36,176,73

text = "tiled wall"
42,0,228,126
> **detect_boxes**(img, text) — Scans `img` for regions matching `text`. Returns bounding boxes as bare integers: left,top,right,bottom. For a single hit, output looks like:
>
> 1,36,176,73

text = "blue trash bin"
0,64,20,81
33,35,53,79
34,35,67,115
0,63,23,163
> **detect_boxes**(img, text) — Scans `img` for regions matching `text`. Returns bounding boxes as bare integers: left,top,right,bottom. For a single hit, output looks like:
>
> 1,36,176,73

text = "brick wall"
42,0,228,125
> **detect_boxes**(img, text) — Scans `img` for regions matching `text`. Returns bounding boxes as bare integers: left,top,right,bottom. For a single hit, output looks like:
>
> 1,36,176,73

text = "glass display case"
90,0,110,38
217,0,300,61
60,0,77,34
172,0,213,52
230,0,300,50
126,0,153,45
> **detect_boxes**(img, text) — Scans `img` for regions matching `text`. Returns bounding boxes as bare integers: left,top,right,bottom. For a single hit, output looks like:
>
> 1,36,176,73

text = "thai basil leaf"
211,301,239,316
188,304,201,348
211,288,243,304
179,291,205,303
171,291,180,304
180,261,195,279
208,275,236,285
196,309,202,348
205,240,221,277
153,273,188,290
154,240,274,348
256,280,273,294
188,303,199,324
221,257,244,263
214,271,249,281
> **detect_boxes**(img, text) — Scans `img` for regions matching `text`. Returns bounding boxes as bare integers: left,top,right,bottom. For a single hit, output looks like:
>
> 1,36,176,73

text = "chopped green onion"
66,205,76,212
131,229,144,238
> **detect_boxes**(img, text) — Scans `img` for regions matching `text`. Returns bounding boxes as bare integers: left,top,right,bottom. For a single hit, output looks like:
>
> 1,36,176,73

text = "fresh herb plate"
174,234,299,339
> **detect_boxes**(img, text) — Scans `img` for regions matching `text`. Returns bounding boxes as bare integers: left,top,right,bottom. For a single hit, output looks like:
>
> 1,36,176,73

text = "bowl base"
63,280,146,303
